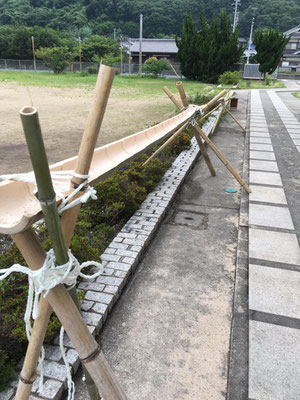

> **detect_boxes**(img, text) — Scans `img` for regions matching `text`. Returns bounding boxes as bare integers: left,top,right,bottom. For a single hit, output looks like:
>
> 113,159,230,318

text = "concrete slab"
250,144,273,152
249,160,278,172
249,228,300,265
249,264,300,319
250,131,270,138
249,204,294,230
249,127,269,132
249,186,287,204
293,139,300,145
249,151,275,161
249,171,282,186
290,134,300,139
249,320,300,400
250,138,272,144
297,146,300,153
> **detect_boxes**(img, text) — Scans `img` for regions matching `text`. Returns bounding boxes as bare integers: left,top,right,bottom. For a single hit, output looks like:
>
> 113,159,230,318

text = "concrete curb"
2,111,220,400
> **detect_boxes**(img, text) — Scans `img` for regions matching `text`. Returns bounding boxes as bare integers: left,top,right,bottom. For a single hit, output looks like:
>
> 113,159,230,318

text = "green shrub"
0,132,192,389
143,57,170,77
88,66,98,74
218,70,242,85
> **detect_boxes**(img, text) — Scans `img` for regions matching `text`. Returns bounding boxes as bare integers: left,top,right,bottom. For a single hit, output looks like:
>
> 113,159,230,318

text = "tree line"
0,0,299,39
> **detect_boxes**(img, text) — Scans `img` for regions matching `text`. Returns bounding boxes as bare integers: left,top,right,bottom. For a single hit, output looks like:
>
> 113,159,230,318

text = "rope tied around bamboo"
0,170,97,213
0,248,104,399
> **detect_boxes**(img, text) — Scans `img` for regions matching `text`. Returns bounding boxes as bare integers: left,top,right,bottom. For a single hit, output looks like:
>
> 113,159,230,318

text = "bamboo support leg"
162,86,184,110
13,229,129,400
173,82,216,177
224,108,246,133
193,124,251,193
14,65,116,400
143,120,189,166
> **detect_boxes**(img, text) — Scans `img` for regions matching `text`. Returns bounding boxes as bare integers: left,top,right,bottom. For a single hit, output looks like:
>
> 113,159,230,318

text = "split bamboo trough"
0,105,199,235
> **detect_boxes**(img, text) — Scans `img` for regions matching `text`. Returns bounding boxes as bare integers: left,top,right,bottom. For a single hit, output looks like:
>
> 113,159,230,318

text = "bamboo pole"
169,63,179,78
162,86,183,110
15,65,116,400
169,82,216,177
199,103,222,123
16,107,129,400
210,93,231,136
224,107,246,133
176,81,188,107
143,120,189,166
201,89,227,114
192,123,251,193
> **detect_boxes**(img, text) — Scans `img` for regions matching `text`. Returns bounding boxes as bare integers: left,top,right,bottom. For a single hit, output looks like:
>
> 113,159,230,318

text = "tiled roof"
129,39,178,54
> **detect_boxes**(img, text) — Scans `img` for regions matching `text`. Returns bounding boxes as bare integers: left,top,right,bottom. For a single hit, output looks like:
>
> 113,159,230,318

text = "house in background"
279,25,300,73
127,39,178,64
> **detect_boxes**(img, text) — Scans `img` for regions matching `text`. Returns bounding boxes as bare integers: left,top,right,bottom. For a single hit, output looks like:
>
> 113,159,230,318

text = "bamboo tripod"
11,65,129,400
163,82,251,194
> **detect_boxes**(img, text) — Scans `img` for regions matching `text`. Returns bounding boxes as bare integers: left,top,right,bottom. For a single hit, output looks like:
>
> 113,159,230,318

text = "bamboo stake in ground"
222,103,246,133
192,122,251,193
143,120,190,166
164,82,216,177
16,107,129,400
14,65,116,400
176,81,188,107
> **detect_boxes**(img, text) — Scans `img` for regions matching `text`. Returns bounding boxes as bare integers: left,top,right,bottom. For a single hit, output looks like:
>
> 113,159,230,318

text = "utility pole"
31,36,37,72
232,0,241,32
78,36,82,72
139,13,143,75
246,17,255,64
113,28,117,41
120,36,123,74
128,38,131,75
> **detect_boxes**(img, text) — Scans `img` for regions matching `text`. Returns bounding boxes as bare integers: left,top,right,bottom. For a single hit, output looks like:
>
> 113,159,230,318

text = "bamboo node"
81,345,102,364
20,373,37,385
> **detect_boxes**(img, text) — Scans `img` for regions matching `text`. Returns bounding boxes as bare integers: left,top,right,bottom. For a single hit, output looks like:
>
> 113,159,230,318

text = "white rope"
0,249,104,399
0,171,97,213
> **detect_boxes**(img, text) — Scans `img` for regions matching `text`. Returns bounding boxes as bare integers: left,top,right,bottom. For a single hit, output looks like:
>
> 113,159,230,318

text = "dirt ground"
0,84,174,174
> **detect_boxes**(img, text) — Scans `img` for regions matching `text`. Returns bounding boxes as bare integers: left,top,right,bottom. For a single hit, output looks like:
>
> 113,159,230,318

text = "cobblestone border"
1,112,220,400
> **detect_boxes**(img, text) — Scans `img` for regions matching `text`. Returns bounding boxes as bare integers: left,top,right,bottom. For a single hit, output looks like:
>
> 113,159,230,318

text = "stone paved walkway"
248,90,300,400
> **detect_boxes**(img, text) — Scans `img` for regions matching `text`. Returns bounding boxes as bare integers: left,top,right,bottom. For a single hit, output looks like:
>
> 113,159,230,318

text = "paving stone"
0,387,14,400
249,171,282,186
249,228,300,265
249,320,300,400
44,345,62,362
66,349,80,373
41,361,67,382
250,131,270,137
250,143,273,152
115,249,138,258
249,127,269,132
80,300,94,312
249,204,294,229
100,254,121,262
293,139,300,145
250,137,272,144
123,238,145,246
249,151,275,160
78,282,105,291
96,275,123,285
93,302,108,315
249,159,279,172
85,291,113,304
122,256,136,264
104,285,119,294
114,270,127,278
290,134,300,138
249,185,287,204
249,264,300,319
118,232,137,239
104,248,116,254
108,242,129,250
37,379,64,400
82,311,103,327
105,262,131,272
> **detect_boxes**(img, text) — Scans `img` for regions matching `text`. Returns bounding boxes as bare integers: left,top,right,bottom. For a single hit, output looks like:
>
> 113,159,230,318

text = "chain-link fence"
0,59,182,77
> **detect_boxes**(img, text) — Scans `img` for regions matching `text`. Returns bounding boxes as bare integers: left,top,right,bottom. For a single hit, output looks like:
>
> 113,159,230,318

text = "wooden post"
169,82,216,177
143,120,190,166
14,65,116,400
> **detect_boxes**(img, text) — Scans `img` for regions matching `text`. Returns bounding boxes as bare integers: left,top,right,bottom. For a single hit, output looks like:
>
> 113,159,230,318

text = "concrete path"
248,90,300,399
72,94,249,399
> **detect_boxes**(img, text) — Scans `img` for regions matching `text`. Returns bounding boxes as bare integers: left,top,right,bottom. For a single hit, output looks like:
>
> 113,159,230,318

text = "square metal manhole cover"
173,210,208,229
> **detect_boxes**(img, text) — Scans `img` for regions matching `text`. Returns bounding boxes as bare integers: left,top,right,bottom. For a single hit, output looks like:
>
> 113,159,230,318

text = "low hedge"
0,130,192,390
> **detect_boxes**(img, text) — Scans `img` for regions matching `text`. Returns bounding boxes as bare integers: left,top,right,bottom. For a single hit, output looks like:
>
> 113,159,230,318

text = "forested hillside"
0,0,299,39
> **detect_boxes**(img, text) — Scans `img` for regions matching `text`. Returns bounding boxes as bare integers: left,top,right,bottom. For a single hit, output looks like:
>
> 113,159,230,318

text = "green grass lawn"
0,71,217,98
292,92,300,99
237,79,285,89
